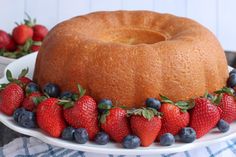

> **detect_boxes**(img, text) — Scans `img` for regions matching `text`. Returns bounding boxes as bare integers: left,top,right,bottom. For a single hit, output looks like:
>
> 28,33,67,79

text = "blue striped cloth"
0,137,236,157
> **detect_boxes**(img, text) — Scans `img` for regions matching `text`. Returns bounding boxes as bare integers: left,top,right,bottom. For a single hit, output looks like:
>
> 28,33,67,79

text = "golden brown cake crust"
33,11,228,108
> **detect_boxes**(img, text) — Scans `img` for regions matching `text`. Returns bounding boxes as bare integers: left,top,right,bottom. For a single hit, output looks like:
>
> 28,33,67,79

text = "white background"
0,0,236,51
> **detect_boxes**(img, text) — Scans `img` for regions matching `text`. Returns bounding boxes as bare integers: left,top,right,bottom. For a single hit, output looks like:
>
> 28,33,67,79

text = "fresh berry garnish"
98,99,112,113
100,107,130,142
190,98,220,138
0,30,10,50
22,92,42,111
25,82,39,94
60,91,73,100
61,127,75,141
159,133,175,146
122,135,141,149
12,24,33,45
43,83,60,98
0,83,24,116
62,84,99,140
17,110,37,128
227,74,236,88
214,87,236,123
6,68,31,87
217,119,230,133
74,128,89,144
13,108,26,122
129,108,162,146
179,127,196,143
32,24,48,41
145,98,161,110
94,132,110,145
158,95,190,138
30,45,40,52
37,98,66,137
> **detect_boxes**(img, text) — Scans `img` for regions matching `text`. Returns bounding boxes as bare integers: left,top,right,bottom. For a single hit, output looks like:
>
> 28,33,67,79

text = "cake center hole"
101,29,166,45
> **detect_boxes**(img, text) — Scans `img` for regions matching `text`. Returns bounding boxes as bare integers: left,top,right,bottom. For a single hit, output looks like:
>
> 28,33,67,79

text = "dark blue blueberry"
98,99,112,113
74,128,89,144
217,119,230,133
43,83,60,98
17,110,37,128
13,108,26,122
122,135,141,149
227,74,236,88
94,132,110,145
229,69,236,76
61,127,75,141
160,133,175,146
206,94,214,100
60,91,73,100
145,98,161,110
25,82,39,94
179,127,196,143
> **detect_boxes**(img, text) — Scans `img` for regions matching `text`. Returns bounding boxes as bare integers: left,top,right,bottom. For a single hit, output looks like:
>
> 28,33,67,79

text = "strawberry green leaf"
0,83,8,90
128,107,161,121
18,68,29,78
32,96,47,105
77,84,86,98
71,93,79,101
98,103,112,110
100,110,110,124
213,94,223,105
160,95,173,104
33,41,42,46
214,87,234,95
58,100,74,109
6,70,14,82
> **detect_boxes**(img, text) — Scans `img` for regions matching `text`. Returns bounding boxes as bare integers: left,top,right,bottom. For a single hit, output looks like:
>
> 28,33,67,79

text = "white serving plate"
0,53,235,155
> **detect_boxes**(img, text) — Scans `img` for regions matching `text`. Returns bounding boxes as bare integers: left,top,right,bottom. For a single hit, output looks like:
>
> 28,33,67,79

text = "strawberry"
37,98,66,137
22,92,41,111
190,98,220,138
100,107,130,142
18,76,32,85
129,108,161,146
12,24,33,45
158,96,190,139
6,36,17,51
30,45,40,52
214,87,236,123
0,83,24,116
62,85,99,140
32,25,48,41
0,30,10,50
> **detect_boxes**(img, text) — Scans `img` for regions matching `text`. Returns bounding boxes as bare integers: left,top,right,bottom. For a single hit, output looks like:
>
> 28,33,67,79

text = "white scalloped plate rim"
0,52,235,155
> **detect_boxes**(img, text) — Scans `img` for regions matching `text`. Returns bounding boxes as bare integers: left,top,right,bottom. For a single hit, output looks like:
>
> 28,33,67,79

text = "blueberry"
229,69,236,76
61,127,75,141
217,119,230,133
227,74,236,88
25,82,39,94
94,132,110,145
160,133,175,146
206,94,214,100
98,99,112,113
60,91,73,100
17,110,37,128
179,127,196,143
43,83,60,98
74,128,89,144
145,98,161,110
13,108,26,122
122,135,141,149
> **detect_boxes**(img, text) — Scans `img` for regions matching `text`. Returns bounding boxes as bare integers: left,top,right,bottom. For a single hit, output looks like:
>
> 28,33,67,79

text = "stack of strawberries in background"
0,14,48,59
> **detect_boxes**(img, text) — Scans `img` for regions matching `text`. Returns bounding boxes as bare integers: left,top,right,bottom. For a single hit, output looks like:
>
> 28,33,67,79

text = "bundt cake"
33,11,228,108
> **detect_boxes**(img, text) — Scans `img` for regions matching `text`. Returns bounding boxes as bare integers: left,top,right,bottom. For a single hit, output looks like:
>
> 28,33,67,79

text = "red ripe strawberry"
22,92,41,111
130,108,161,146
6,36,17,51
214,87,236,123
63,85,99,140
12,24,33,45
190,98,220,138
100,107,130,142
32,25,48,41
37,98,66,137
0,83,24,116
0,30,10,50
18,76,32,85
158,102,189,139
30,45,40,52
